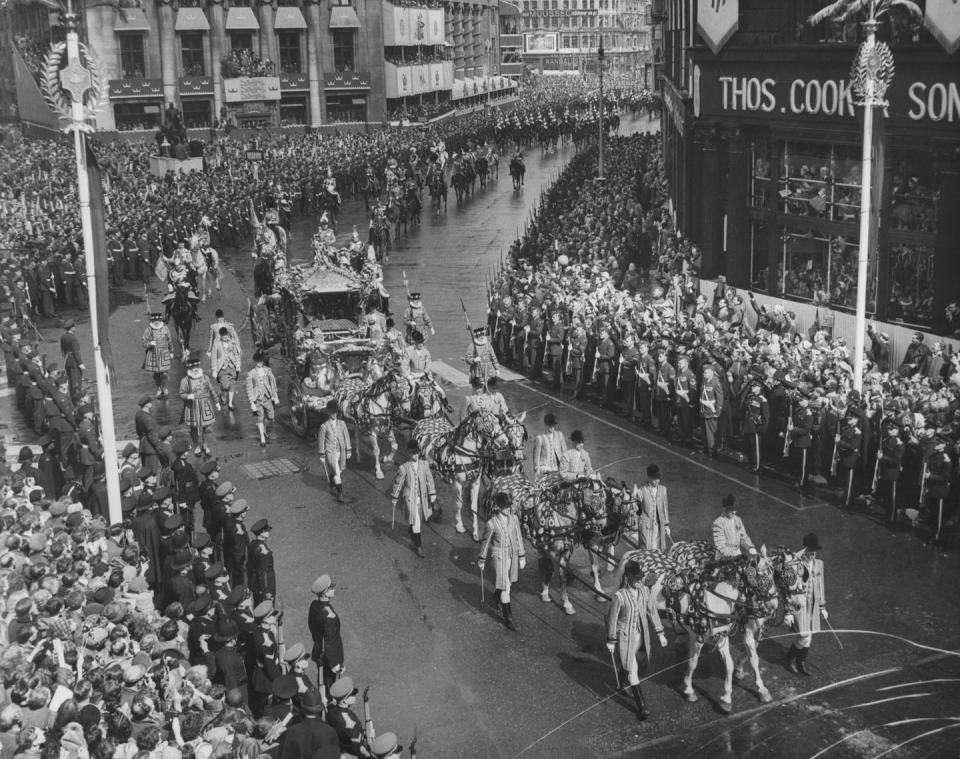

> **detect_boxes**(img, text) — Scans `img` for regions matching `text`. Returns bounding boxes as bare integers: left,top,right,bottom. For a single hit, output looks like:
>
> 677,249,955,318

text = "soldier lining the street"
326,676,372,758
246,350,280,448
478,491,526,631
606,563,668,722
59,318,84,402
318,400,352,502
699,363,724,458
308,573,344,702
247,518,276,605
923,435,951,545
179,355,220,457
741,381,769,474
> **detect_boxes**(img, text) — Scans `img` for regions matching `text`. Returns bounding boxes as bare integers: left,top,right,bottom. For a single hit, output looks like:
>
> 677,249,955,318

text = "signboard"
223,76,281,102
108,78,163,99
178,76,214,96
245,150,264,162
697,0,738,56
525,33,558,53
693,57,960,131
323,72,371,90
924,3,960,55
279,73,308,90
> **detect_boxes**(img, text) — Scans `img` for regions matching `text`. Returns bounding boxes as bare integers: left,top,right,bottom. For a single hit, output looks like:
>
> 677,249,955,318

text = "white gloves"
606,641,616,653
519,557,526,570
820,608,828,621
658,633,668,648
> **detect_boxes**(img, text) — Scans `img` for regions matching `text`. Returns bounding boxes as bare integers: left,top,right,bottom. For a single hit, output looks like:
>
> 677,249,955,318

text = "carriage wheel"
288,382,309,438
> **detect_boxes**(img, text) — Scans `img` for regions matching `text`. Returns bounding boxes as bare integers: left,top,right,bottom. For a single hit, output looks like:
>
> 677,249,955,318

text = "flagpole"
62,3,123,525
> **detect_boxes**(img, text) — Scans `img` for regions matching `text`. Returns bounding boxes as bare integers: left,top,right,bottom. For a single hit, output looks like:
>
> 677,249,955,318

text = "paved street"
4,115,960,758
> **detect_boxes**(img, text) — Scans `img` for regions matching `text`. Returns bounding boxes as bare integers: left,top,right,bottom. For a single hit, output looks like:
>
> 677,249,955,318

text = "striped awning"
329,5,361,28
274,6,307,29
225,6,260,30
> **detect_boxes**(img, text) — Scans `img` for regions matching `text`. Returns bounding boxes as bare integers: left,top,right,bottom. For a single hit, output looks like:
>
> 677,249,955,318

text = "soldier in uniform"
179,355,221,457
319,400,352,499
403,292,434,343
246,350,280,448
594,326,616,408
223,498,250,588
674,354,696,446
247,518,276,605
523,305,544,378
59,319,84,402
308,573,344,699
617,333,639,420
76,403,102,492
606,563,668,721
212,619,248,700
326,677,370,758
923,436,951,544
249,601,282,718
532,412,567,478
878,420,905,525
699,364,724,457
142,312,174,399
390,439,437,555
567,318,588,400
790,395,814,491
136,395,162,474
171,442,201,533
654,350,675,438
741,382,769,473
545,310,565,391
836,416,862,508
463,327,498,385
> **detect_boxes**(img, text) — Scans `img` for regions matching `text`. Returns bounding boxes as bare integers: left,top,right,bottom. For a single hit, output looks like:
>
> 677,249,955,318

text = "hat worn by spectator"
18,446,34,463
214,618,239,642
311,574,335,595
63,319,75,330
123,664,146,685
272,675,298,700
171,549,193,571
121,442,137,458
300,689,325,713
136,492,153,510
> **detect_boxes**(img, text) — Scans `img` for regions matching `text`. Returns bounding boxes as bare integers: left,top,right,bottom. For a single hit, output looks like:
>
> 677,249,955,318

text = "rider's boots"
630,684,650,721
796,647,811,676
784,644,801,674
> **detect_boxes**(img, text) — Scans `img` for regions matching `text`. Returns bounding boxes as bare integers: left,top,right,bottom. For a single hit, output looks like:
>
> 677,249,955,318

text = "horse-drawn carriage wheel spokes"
288,382,309,438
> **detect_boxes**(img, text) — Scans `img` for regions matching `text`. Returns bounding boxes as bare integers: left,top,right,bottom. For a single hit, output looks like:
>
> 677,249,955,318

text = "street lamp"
41,0,124,525
597,27,604,181
806,0,914,391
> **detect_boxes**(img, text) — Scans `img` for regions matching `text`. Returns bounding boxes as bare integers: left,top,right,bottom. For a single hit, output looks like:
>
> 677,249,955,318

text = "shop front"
279,73,309,126
324,72,370,124
178,75,215,129
678,48,960,336
223,75,281,127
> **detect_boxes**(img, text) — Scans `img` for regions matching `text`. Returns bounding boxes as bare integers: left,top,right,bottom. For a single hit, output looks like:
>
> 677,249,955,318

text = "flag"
84,138,117,383
697,0,739,56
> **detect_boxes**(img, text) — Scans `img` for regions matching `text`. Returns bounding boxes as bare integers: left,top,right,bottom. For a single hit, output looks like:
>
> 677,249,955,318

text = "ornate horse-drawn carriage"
250,262,388,437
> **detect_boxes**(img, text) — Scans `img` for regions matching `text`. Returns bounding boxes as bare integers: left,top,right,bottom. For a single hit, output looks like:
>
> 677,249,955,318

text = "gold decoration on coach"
41,39,107,131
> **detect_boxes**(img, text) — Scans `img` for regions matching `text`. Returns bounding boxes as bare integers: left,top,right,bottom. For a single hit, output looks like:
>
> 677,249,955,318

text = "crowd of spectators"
489,131,959,542
220,51,276,80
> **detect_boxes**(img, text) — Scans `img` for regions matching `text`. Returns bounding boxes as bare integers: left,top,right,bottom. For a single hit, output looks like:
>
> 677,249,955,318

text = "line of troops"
486,290,958,544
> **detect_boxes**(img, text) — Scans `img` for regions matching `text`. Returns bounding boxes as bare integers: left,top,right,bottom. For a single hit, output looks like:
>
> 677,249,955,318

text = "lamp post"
597,27,604,181
40,0,123,524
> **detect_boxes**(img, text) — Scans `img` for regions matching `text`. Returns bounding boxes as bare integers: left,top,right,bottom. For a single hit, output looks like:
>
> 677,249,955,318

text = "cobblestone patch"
239,458,303,480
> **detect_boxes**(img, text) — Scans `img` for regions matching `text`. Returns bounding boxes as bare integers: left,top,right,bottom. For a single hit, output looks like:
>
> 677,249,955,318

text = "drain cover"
240,458,303,480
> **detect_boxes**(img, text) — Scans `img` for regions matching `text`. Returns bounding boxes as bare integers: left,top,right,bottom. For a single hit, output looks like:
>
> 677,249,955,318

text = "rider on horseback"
322,167,341,205
162,260,201,322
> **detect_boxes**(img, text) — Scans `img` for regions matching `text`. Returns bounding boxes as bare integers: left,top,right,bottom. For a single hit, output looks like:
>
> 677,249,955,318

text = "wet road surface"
4,115,960,758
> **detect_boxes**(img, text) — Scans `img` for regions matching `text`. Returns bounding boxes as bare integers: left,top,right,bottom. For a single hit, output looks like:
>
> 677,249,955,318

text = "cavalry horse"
320,189,341,229
515,474,639,615
611,541,804,712
452,165,469,204
336,368,414,480
368,218,391,265
475,155,489,189
413,410,520,540
361,175,382,211
509,157,525,190
427,168,448,212
410,374,449,421
404,184,422,229
167,288,199,356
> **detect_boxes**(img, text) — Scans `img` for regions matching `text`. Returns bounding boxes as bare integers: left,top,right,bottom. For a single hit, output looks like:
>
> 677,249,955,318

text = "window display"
778,141,860,222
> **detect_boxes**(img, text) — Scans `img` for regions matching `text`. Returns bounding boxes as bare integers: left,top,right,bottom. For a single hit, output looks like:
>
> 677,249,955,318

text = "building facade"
508,0,653,81
659,0,960,337
4,0,514,132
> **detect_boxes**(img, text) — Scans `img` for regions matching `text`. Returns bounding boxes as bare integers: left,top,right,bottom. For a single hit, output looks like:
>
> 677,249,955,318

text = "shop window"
114,102,160,131
180,33,206,76
230,32,254,54
326,93,365,123
888,150,938,234
887,243,935,327
750,221,772,294
280,96,307,125
332,29,355,72
778,227,875,312
778,140,861,222
118,34,146,78
180,98,212,128
750,138,771,209
278,32,301,73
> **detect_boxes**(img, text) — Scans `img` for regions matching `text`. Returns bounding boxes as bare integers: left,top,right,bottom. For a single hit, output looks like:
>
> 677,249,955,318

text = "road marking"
514,382,812,512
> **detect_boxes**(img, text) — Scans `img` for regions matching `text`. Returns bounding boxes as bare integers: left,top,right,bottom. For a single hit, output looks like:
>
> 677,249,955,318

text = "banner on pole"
924,3,960,55
697,0,738,56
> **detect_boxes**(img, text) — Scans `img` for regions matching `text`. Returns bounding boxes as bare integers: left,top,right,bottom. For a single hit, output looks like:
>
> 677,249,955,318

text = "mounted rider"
322,167,341,206
711,493,757,562
162,257,201,322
